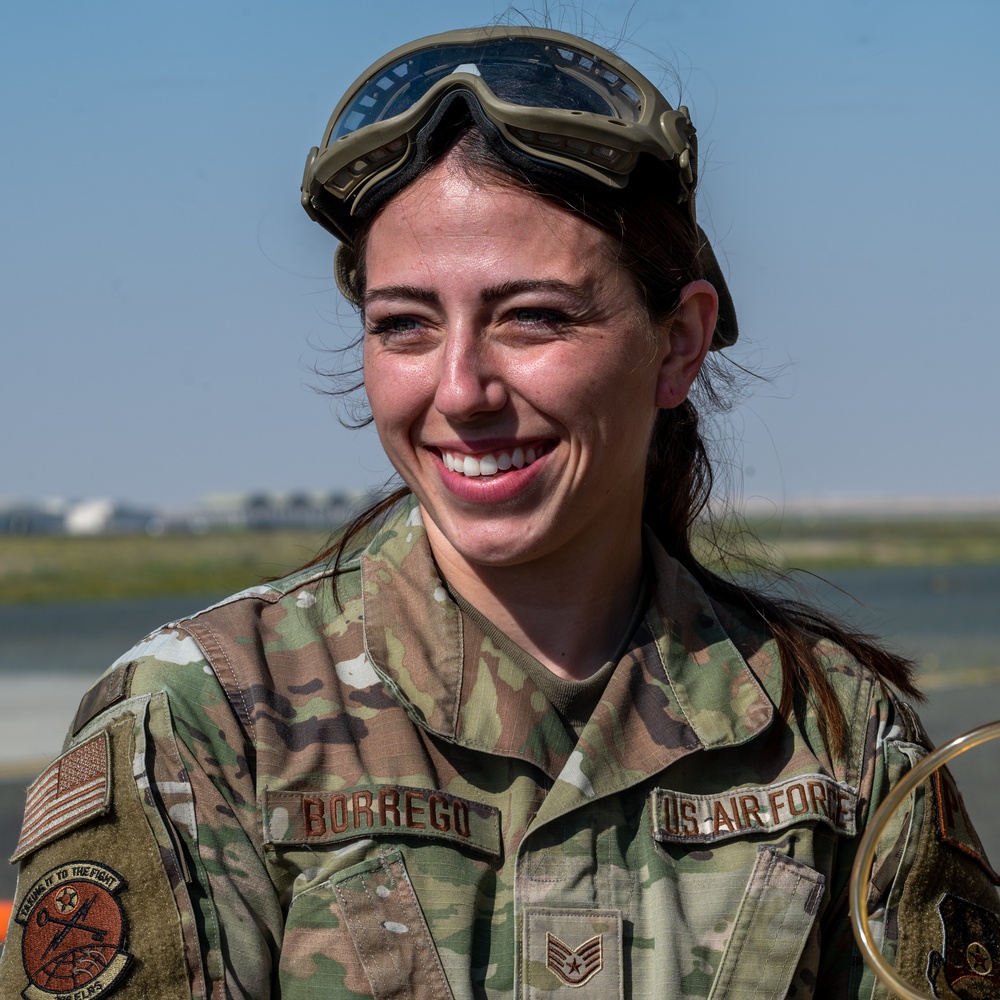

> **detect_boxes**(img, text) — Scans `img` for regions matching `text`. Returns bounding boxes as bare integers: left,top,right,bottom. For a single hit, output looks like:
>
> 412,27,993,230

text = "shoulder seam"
177,620,258,746
170,565,345,623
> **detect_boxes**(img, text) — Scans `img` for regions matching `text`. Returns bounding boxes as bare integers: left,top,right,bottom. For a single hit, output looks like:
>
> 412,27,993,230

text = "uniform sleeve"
0,626,282,1000
820,685,1000,999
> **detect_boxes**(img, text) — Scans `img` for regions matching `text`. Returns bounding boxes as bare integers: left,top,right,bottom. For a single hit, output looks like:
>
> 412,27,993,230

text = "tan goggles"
332,33,648,138
302,26,697,243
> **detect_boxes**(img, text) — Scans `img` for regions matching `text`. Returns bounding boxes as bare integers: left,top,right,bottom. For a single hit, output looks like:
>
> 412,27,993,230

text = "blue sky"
3,0,998,508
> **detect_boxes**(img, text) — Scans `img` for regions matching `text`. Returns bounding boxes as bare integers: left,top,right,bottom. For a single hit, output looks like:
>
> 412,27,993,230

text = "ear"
654,280,719,409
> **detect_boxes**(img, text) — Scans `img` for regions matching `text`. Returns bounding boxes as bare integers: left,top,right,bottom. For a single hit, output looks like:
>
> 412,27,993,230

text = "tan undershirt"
448,572,651,743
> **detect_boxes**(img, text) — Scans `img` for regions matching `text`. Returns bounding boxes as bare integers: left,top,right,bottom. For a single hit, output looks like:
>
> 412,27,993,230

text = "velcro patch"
12,732,111,863
70,660,133,736
650,773,857,845
15,861,132,999
933,768,1000,884
928,894,1000,995
524,907,623,1000
262,784,501,858
546,931,603,986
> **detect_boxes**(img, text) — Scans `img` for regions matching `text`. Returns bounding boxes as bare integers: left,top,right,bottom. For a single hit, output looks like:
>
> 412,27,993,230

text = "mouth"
437,442,554,478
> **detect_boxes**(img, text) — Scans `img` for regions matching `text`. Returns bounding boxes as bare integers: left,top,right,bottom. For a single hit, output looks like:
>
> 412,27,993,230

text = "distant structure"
64,499,164,535
5,491,1000,536
0,498,67,535
0,491,371,536
196,491,362,531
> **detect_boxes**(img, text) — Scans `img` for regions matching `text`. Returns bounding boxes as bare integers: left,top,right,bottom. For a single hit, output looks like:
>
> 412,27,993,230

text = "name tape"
262,784,501,857
651,773,857,845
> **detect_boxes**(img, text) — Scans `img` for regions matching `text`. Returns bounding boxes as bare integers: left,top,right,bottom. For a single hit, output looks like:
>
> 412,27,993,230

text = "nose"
433,326,508,421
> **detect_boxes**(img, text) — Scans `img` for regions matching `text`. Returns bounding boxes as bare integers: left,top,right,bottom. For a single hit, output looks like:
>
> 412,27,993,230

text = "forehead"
363,158,620,291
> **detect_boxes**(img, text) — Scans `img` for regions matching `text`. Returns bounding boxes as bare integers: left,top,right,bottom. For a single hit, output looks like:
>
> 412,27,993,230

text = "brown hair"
308,122,920,756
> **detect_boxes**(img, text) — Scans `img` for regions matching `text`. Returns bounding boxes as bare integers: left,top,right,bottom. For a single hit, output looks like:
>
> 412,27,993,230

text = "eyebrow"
479,278,590,304
363,285,439,309
364,278,590,309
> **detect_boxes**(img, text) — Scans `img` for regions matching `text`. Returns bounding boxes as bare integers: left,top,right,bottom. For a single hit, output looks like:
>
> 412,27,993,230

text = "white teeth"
441,445,545,477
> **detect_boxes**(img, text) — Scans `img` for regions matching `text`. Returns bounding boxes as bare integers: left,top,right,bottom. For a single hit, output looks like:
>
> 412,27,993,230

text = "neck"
425,518,646,681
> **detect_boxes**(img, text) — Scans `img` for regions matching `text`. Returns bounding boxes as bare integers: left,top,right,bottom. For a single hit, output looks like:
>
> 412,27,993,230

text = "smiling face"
361,154,711,582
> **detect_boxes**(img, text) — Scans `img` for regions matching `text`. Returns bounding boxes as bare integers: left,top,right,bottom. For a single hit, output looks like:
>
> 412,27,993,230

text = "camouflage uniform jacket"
4,500,1000,1000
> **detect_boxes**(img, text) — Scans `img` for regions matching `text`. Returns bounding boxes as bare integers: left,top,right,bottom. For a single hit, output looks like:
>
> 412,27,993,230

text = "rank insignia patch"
927,894,1000,998
526,907,622,997
16,862,132,1000
545,932,603,987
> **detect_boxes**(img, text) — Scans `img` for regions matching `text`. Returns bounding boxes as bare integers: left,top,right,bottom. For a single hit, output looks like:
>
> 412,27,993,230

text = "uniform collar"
361,501,773,785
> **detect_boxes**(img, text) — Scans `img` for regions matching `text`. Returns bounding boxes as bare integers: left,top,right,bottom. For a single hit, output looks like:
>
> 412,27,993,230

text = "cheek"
364,352,432,434
363,352,404,435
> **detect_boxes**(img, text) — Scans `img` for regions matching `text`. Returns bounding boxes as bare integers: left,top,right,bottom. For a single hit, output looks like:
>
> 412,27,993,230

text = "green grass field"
696,513,1000,574
2,514,999,604
0,529,333,604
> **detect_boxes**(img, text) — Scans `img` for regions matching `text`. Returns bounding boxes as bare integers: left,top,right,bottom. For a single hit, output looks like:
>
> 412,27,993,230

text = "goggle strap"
696,226,738,349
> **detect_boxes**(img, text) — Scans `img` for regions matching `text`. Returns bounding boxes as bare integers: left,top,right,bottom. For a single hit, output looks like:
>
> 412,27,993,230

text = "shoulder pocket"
1,702,195,1000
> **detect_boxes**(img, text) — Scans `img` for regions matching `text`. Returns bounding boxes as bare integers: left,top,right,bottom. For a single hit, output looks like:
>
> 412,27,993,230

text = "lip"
427,438,555,503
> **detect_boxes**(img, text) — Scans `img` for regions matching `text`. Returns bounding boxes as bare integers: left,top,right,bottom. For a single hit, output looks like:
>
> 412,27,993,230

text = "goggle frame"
301,26,697,244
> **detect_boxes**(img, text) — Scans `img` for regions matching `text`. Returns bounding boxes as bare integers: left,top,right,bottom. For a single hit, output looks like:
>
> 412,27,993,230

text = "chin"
423,508,551,570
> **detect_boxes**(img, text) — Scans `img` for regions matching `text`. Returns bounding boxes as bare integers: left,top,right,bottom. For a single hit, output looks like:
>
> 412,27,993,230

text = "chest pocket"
329,849,455,1000
281,848,458,1000
649,777,843,998
267,786,500,999
707,847,825,1000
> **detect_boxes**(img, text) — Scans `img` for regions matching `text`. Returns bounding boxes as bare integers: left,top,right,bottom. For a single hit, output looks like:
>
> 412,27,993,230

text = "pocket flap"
708,847,825,999
332,849,455,1000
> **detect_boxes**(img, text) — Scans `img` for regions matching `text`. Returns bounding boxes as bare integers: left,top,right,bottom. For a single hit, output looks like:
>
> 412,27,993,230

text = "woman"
3,26,998,1000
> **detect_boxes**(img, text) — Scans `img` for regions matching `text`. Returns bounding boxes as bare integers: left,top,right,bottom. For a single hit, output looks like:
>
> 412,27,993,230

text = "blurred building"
196,491,364,530
0,498,68,535
63,499,163,535
0,491,371,535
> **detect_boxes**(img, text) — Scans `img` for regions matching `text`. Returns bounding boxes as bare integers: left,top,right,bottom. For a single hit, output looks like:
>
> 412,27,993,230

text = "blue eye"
368,315,420,336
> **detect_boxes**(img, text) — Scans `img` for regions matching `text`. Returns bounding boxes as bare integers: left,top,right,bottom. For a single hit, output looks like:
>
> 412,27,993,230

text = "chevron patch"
546,931,603,986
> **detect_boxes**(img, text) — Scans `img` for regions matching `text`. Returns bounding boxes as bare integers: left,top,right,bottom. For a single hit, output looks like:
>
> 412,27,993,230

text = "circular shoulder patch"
16,862,132,999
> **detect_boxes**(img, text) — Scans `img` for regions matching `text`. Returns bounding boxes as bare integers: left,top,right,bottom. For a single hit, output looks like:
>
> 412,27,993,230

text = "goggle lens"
331,37,644,141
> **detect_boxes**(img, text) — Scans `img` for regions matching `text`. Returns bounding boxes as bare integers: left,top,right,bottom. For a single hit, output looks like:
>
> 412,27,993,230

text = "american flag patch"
11,731,111,863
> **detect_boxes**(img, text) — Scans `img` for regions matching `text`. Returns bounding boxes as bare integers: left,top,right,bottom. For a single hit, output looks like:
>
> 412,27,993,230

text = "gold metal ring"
849,719,1000,999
